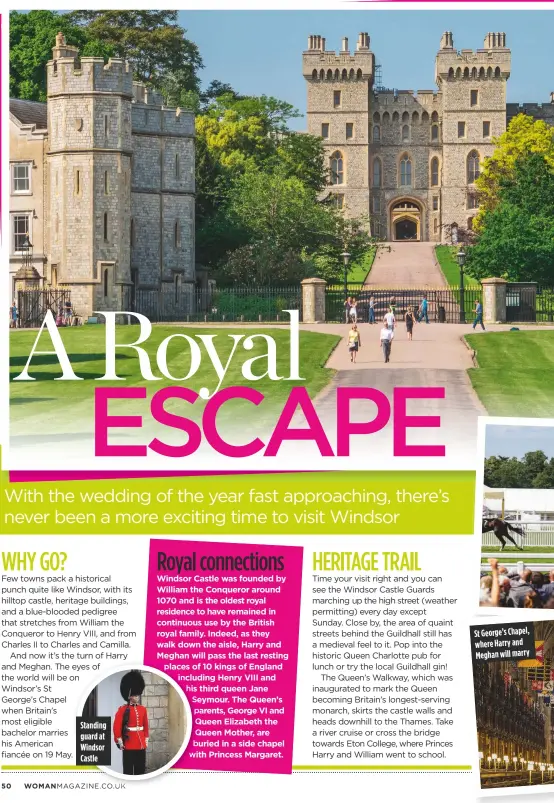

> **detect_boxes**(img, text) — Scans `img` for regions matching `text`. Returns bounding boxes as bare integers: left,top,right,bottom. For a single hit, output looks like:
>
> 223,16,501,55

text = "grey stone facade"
11,33,195,316
303,30,553,243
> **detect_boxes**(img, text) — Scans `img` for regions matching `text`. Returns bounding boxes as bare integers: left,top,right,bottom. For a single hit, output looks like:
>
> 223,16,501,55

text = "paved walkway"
365,242,446,288
297,321,484,468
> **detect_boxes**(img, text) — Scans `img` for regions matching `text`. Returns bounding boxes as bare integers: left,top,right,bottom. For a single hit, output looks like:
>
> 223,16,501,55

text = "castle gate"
391,200,422,241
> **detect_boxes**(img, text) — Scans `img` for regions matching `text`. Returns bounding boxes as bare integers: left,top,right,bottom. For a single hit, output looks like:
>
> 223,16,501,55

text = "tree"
484,450,553,488
10,10,91,101
474,115,554,226
68,11,202,91
466,154,554,283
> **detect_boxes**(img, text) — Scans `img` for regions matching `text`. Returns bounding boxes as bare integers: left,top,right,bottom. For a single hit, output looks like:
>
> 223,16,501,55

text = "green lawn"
10,325,340,431
482,546,554,554
466,330,554,416
435,245,481,288
347,247,376,283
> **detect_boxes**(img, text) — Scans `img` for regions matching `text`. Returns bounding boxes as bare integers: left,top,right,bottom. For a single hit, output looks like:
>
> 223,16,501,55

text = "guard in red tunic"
113,670,149,775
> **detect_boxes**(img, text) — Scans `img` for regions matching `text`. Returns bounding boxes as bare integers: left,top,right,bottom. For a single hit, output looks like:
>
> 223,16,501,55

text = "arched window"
104,170,109,195
334,69,340,80
372,158,381,187
330,151,344,185
487,67,493,78
402,124,410,141
383,111,390,123
174,220,181,248
175,153,180,179
402,111,409,122
431,157,439,186
448,67,454,79
312,69,318,80
319,69,325,80
463,67,469,79
422,111,429,123
392,111,399,122
349,68,355,79
327,69,333,80
373,124,381,142
412,111,419,123
456,67,462,78
467,150,480,183
357,68,362,79
342,69,347,79
103,212,108,242
103,268,109,297
479,67,485,79
471,67,477,79
399,154,412,187
373,111,380,123
431,124,439,142
432,111,439,122
130,218,135,247
494,66,501,78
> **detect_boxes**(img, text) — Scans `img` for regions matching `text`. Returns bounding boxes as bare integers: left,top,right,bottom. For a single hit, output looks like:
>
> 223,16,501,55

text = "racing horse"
482,518,525,551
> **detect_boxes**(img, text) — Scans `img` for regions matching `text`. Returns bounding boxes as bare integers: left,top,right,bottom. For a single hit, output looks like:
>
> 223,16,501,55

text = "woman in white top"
349,298,358,324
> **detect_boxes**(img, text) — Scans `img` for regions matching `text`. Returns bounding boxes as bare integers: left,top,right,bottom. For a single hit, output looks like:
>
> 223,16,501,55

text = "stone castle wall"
305,30,552,243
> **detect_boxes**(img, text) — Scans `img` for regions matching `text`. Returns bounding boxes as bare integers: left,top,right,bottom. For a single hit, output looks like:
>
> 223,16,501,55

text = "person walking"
380,318,394,363
344,296,352,323
417,293,429,324
9,300,18,329
405,305,416,341
384,306,395,330
347,323,361,363
349,297,358,324
389,298,397,317
472,298,485,330
368,295,375,324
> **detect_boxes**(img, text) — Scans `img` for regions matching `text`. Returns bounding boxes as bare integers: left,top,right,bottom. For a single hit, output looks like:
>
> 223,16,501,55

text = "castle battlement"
436,32,511,82
47,48,134,98
303,33,374,80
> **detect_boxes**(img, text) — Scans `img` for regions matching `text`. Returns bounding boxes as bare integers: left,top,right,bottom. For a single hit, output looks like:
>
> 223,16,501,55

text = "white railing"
483,523,554,547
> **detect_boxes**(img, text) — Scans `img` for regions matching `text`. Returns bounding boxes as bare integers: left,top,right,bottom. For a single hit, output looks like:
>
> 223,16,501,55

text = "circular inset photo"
80,665,192,779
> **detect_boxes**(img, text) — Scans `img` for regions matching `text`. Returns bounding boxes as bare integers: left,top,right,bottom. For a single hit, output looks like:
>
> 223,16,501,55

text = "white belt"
127,727,144,731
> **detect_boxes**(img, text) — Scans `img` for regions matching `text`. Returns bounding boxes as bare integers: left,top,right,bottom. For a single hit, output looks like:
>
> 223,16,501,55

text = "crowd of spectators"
480,558,554,608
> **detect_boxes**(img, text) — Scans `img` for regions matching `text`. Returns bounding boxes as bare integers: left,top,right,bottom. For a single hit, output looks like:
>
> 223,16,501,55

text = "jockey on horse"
482,518,525,551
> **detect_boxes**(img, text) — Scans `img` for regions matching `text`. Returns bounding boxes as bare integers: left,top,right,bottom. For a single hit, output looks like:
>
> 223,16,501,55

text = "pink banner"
144,538,303,773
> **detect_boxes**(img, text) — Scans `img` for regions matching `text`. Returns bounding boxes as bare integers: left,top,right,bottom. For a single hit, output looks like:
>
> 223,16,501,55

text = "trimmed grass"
435,245,481,288
482,546,554,554
466,330,554,417
10,325,340,430
347,247,376,283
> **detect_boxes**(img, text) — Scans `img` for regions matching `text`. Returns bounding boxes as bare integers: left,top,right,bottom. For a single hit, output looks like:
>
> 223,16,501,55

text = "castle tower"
46,33,133,315
303,33,375,221
435,31,510,241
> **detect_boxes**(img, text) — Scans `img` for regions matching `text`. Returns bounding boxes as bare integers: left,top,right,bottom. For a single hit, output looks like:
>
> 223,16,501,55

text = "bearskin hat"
120,670,145,701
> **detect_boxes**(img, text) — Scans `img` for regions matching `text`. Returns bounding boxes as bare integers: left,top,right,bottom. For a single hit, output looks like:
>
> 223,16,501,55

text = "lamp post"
504,755,510,773
528,760,535,785
492,753,498,771
540,763,546,784
456,246,466,324
341,251,351,303
21,233,33,270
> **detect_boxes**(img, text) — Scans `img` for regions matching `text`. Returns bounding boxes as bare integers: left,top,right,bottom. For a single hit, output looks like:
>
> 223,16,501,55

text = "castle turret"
47,33,133,314
303,33,375,221
435,32,510,240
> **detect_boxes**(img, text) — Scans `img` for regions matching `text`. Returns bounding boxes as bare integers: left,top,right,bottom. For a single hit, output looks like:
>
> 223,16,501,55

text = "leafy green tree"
484,450,552,488
475,115,554,226
68,11,202,91
10,11,91,101
466,154,554,282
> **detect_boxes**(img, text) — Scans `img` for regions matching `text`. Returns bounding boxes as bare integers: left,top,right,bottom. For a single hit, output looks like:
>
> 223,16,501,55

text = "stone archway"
391,200,422,241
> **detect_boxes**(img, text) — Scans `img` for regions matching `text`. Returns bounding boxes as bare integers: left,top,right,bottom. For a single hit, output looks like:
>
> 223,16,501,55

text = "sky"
178,9,554,129
485,425,554,459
